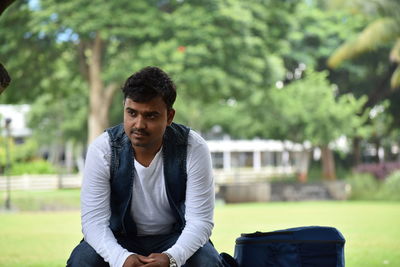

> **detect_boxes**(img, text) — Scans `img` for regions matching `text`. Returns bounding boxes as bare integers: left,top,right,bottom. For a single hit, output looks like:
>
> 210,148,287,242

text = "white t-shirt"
131,149,176,235
81,129,215,267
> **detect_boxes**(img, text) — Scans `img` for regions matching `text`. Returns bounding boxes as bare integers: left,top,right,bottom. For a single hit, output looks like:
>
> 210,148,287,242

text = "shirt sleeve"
81,133,134,267
164,130,215,266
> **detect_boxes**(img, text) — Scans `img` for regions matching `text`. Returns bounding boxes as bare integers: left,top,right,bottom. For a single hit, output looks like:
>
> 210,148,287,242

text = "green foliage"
286,1,369,70
2,0,297,141
0,1,62,103
328,0,400,88
307,160,351,181
347,171,400,201
0,138,39,167
9,160,57,175
2,0,399,164
378,171,400,201
346,173,381,200
265,70,367,145
0,138,56,175
285,1,399,145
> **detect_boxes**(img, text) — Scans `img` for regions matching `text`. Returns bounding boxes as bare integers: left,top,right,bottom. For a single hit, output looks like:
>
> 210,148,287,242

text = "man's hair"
122,66,177,110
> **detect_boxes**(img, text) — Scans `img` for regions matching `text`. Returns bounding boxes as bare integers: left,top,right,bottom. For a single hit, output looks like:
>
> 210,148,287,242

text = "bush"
347,171,400,201
0,138,39,166
378,171,400,201
355,162,400,180
346,173,381,200
10,160,57,175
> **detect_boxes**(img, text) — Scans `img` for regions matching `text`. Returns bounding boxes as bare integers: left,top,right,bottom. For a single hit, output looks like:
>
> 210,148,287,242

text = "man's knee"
184,241,223,267
67,240,109,267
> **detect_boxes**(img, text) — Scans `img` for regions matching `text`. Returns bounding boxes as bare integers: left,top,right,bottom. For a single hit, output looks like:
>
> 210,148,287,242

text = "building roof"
206,139,307,152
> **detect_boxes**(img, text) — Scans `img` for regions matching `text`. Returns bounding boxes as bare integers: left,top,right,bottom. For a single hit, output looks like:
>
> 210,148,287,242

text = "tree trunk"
0,63,11,94
373,138,381,163
352,136,362,167
295,148,310,183
0,0,16,16
321,145,336,180
86,32,118,144
65,140,74,174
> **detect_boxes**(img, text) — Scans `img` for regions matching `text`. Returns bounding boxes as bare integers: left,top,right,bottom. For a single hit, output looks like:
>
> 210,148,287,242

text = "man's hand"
123,254,156,267
144,253,170,267
123,253,169,267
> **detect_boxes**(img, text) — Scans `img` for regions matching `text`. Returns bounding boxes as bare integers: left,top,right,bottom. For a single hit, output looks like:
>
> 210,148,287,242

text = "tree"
328,0,400,89
28,0,294,143
170,0,296,134
326,0,400,164
30,1,167,142
2,0,296,147
262,71,366,180
279,0,400,166
0,0,61,103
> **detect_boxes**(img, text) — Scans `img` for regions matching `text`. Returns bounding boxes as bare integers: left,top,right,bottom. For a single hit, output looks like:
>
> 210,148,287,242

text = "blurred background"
0,0,400,266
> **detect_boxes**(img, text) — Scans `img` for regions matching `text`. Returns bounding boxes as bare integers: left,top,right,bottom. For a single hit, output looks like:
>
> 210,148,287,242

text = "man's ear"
167,109,175,125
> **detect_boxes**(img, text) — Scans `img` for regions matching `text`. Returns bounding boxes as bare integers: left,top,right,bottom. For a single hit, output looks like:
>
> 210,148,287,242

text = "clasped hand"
123,253,170,267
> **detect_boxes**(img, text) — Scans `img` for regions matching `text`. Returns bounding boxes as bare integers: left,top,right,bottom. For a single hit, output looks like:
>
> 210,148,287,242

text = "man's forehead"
124,97,167,111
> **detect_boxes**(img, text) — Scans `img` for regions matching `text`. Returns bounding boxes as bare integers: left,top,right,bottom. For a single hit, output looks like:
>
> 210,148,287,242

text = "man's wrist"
162,252,178,267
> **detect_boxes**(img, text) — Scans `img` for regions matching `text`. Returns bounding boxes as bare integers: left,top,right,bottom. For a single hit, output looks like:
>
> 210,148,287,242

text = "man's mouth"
131,129,149,137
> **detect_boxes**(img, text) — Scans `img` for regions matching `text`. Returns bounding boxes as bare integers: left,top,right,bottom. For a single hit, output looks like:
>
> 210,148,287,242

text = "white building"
207,137,309,184
0,104,32,142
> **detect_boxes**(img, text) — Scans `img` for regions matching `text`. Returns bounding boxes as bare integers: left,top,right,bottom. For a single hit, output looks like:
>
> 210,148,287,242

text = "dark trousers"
67,232,223,267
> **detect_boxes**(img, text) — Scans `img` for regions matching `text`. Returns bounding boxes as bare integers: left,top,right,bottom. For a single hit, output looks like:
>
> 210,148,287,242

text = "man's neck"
133,145,162,167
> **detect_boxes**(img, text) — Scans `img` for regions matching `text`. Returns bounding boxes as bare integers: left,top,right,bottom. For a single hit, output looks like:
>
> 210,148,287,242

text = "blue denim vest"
106,122,190,238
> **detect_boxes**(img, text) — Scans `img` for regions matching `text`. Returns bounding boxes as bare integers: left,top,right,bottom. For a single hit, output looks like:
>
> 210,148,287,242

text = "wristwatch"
163,252,178,267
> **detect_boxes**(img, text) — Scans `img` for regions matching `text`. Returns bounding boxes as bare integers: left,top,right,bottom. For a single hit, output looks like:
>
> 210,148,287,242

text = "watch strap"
163,252,178,267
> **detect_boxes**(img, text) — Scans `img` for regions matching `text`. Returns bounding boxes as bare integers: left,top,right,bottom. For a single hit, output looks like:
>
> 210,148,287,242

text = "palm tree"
328,0,400,89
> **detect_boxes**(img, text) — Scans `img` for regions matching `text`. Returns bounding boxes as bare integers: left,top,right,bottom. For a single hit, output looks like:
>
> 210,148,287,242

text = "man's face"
123,96,175,152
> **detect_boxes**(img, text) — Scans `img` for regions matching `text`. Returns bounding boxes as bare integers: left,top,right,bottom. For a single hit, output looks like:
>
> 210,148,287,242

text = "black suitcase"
234,226,345,267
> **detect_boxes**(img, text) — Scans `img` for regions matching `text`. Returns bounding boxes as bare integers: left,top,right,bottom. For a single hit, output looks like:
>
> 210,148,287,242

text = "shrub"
378,171,400,201
10,160,57,175
0,138,39,166
355,162,400,180
346,173,381,200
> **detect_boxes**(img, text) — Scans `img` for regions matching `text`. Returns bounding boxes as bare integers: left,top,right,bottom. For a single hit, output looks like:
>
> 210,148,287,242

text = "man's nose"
135,115,146,129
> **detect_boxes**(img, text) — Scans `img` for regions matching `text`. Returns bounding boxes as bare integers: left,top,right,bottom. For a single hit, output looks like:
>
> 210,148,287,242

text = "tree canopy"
1,0,399,179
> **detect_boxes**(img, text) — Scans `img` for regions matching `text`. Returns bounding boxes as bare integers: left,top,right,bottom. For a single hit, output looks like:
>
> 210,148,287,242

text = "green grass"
0,198,399,266
212,201,400,267
0,189,80,211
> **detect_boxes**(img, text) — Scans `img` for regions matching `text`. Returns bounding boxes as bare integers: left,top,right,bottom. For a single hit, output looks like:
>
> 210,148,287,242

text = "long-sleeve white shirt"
81,129,215,267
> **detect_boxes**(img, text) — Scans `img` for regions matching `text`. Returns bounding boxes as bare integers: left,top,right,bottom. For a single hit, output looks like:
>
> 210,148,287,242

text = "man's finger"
137,255,156,263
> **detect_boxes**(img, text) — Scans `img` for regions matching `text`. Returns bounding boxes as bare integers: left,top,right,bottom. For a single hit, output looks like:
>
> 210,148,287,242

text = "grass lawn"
0,190,81,211
213,201,400,267
0,199,399,266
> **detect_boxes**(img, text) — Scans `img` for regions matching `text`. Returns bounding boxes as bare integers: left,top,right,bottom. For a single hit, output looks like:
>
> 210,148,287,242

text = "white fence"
0,174,82,191
0,167,296,191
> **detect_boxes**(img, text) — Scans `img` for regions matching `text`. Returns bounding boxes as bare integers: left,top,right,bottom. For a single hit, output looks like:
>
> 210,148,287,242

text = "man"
67,66,223,267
